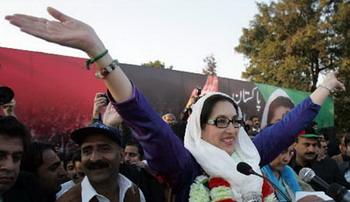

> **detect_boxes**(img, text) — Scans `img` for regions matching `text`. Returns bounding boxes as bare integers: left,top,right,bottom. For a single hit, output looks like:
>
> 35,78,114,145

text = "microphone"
236,162,290,201
326,183,350,202
299,167,350,202
298,167,330,190
237,161,255,175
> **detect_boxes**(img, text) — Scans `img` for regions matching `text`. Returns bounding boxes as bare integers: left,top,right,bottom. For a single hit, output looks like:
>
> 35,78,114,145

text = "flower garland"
189,175,277,202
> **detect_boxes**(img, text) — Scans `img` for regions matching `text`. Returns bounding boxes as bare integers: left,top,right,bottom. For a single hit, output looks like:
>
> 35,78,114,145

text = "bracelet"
86,49,108,69
95,60,119,79
319,84,333,93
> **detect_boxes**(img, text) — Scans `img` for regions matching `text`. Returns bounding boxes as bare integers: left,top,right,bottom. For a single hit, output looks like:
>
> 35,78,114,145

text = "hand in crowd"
92,92,108,119
103,102,123,127
5,7,105,57
1,99,16,117
187,88,201,107
131,161,147,169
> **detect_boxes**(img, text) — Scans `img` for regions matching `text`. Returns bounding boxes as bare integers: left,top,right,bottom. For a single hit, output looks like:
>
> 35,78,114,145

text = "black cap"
0,86,14,105
71,122,121,146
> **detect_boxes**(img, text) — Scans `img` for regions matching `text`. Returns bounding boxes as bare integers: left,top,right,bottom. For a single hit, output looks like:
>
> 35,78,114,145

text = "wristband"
319,84,333,93
95,60,119,79
86,49,108,69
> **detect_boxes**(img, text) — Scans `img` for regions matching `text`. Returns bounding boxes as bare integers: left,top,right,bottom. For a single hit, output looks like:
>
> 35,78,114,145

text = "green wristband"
86,49,108,69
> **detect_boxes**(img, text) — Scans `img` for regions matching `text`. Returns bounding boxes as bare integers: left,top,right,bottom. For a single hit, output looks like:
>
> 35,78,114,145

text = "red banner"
0,47,105,139
0,47,266,141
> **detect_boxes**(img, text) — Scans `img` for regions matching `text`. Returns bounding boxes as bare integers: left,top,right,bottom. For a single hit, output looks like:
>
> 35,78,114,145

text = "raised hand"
310,71,345,105
103,102,123,127
321,71,346,92
92,92,108,120
5,7,105,57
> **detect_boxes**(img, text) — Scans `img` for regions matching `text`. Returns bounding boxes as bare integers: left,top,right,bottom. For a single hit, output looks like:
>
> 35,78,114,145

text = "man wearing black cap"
290,128,350,191
57,122,145,202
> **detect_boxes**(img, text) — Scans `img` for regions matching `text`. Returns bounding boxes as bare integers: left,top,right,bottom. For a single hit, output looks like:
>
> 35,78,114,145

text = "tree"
141,60,165,69
202,54,217,75
235,0,350,131
329,1,350,131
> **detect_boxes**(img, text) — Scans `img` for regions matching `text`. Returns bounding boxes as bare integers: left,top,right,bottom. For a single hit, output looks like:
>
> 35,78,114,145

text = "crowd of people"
1,6,350,202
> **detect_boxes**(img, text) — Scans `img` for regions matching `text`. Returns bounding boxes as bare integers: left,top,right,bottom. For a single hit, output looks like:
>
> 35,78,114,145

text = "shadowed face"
270,146,295,172
37,149,66,195
269,106,291,125
0,136,23,194
66,160,84,184
123,145,141,165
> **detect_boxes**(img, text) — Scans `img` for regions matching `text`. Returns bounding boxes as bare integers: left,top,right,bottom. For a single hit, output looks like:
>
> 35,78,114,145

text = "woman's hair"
200,94,238,129
267,96,294,124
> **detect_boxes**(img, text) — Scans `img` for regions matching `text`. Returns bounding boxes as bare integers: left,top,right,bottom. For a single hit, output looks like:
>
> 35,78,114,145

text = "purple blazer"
110,87,320,202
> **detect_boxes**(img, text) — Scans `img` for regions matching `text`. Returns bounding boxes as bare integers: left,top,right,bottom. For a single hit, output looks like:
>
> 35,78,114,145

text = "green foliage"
202,55,217,75
236,0,350,131
141,60,165,69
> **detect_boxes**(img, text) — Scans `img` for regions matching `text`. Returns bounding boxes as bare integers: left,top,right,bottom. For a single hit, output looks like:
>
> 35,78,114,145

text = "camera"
98,93,110,106
196,87,202,97
0,86,14,105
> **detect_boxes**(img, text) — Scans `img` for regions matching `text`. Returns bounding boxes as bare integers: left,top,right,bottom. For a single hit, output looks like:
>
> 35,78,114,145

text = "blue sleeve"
108,86,195,187
253,97,321,166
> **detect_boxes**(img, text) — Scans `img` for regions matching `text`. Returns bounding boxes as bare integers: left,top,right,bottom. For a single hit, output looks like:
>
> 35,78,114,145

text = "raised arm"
5,7,195,188
254,72,345,166
6,7,132,103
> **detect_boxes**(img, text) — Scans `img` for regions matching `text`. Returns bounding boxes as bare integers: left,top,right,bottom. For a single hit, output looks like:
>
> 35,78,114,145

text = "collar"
81,174,133,202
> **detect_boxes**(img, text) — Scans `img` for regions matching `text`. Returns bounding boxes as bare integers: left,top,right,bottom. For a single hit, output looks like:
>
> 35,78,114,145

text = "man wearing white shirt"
57,122,145,202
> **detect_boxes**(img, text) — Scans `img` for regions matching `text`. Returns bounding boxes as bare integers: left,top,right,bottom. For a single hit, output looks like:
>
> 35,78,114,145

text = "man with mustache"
290,128,350,191
57,122,145,202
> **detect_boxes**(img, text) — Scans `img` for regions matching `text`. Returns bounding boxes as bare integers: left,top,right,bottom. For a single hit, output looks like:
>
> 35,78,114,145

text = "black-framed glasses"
207,117,243,128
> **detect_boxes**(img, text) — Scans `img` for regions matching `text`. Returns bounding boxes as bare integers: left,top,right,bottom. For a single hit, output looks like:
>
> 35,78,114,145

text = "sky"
1,0,269,80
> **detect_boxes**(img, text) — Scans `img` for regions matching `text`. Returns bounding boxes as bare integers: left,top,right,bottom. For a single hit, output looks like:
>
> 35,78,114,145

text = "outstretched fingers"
5,14,52,40
336,81,346,91
47,7,73,22
332,71,346,91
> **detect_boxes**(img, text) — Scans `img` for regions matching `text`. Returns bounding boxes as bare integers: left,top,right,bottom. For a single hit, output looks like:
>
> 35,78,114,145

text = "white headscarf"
184,92,263,201
260,89,291,129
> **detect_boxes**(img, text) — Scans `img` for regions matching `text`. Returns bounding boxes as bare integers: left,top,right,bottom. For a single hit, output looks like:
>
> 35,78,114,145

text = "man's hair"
0,116,31,152
249,115,259,121
200,94,238,130
21,142,54,174
342,133,350,147
72,149,81,164
63,149,81,170
267,96,294,124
